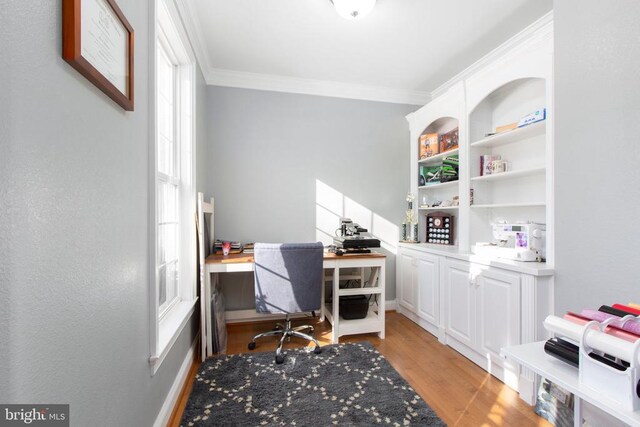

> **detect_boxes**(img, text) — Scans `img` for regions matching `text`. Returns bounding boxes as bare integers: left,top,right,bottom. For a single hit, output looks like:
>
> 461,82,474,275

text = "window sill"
150,298,197,375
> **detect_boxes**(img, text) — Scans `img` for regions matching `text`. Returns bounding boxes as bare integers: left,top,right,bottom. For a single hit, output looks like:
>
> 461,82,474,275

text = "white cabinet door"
444,259,475,348
416,253,439,326
398,251,417,312
477,268,521,360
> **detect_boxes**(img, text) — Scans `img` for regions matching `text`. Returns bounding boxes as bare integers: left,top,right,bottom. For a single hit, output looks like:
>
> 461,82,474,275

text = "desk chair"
248,242,324,363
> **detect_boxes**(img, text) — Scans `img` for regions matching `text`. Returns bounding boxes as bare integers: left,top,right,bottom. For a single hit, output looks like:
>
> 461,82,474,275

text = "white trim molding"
175,2,428,105
153,332,198,427
174,4,551,106
174,0,212,75
206,68,428,105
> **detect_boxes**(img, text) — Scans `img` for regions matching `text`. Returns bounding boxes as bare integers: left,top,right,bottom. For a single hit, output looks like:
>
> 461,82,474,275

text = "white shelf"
471,167,545,182
338,287,382,297
470,202,546,209
470,121,546,148
418,180,458,190
419,206,459,211
418,148,460,165
503,341,640,427
325,304,383,336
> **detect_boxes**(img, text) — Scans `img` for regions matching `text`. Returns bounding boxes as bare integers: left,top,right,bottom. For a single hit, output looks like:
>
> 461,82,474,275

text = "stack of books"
440,154,459,182
213,240,243,255
243,243,255,254
480,154,501,176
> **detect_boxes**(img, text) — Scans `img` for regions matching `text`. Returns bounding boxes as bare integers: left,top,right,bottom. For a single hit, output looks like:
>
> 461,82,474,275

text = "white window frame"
149,0,197,375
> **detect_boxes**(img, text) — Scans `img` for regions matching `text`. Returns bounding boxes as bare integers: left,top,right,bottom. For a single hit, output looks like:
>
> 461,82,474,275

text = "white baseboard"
226,300,397,324
153,331,198,427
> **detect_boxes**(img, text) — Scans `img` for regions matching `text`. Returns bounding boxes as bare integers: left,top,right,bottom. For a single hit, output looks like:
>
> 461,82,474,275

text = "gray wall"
0,1,205,425
196,66,210,198
554,1,640,315
205,86,416,310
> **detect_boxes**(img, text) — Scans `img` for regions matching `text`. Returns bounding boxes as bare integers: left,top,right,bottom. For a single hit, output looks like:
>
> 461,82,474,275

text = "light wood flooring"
169,312,550,426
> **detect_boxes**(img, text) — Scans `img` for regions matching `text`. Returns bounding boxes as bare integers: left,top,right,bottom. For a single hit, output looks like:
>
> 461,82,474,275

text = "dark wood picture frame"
63,0,134,111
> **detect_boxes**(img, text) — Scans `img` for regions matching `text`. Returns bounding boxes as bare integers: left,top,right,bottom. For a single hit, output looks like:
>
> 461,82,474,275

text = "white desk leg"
205,272,214,357
320,271,326,322
200,268,208,362
574,396,582,427
332,266,339,344
378,263,385,339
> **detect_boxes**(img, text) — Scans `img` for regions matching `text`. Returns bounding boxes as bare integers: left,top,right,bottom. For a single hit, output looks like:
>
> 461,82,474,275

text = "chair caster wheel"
248,342,256,350
313,346,322,354
275,354,285,364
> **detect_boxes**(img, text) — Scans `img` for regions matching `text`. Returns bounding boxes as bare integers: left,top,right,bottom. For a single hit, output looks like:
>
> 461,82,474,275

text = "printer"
332,218,381,254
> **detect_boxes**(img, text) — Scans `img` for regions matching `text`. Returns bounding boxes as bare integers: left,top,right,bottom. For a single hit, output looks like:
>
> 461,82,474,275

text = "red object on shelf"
612,303,640,316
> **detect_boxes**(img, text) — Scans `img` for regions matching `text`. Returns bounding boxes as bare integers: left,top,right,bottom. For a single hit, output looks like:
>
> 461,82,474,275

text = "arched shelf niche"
467,77,548,248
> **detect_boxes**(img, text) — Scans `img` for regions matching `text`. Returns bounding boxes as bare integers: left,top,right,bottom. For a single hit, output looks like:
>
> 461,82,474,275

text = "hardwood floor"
168,312,551,426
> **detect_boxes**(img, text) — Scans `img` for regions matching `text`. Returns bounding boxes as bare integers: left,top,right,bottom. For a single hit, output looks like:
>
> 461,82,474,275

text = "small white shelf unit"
321,255,386,344
503,341,640,427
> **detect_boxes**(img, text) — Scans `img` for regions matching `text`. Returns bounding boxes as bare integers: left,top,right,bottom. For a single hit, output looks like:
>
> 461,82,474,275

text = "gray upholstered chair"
247,242,324,363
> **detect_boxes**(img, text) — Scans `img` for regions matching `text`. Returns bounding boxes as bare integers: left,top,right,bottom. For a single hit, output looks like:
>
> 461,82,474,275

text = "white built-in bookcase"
406,18,554,266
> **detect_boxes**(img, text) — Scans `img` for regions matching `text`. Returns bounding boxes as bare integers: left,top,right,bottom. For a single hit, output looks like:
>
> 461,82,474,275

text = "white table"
503,341,640,427
202,251,386,359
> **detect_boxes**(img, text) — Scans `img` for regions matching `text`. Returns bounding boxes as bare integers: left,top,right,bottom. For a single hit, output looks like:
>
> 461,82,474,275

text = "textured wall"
205,86,417,309
554,1,640,314
0,1,200,424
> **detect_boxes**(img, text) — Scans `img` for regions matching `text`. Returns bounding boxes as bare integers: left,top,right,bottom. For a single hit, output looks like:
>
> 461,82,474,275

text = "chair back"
254,242,324,314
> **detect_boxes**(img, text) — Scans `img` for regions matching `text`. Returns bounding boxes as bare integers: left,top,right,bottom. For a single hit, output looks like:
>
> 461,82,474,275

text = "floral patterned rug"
181,342,446,426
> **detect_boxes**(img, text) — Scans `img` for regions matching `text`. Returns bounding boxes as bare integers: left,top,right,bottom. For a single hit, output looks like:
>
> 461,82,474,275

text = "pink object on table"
222,241,231,256
580,309,640,336
564,312,640,343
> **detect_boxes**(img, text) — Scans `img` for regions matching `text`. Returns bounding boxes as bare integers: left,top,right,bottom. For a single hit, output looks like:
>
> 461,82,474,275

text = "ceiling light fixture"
331,0,376,20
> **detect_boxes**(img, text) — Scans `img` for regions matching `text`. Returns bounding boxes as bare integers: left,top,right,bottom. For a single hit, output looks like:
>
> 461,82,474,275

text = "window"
156,39,180,318
149,0,196,374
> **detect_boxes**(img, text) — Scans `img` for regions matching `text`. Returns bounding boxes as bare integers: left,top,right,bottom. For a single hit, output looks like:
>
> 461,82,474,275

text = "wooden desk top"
205,251,386,265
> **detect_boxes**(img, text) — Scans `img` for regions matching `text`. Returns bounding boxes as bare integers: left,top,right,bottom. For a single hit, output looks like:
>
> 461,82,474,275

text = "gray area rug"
181,342,446,426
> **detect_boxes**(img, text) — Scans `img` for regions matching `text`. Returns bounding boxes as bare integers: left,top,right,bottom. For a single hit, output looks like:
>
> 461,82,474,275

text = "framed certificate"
63,0,134,111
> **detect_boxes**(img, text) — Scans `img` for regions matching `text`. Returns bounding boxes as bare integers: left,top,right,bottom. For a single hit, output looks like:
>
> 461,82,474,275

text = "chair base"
248,314,322,363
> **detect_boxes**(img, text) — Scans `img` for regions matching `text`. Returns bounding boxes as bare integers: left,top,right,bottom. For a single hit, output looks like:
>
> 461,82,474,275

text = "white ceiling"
179,0,553,104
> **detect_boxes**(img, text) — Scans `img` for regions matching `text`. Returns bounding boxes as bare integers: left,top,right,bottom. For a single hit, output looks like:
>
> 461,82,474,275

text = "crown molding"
177,0,428,106
206,68,429,105
174,0,213,76
431,10,553,99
